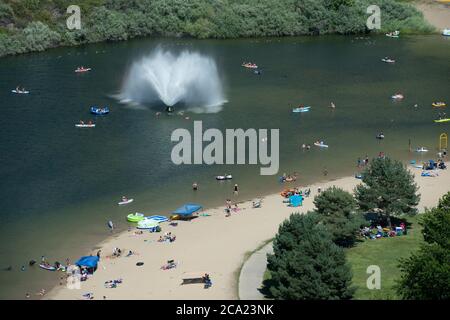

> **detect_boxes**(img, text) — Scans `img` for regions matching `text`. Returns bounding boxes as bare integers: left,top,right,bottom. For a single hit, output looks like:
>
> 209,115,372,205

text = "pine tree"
397,192,450,300
314,186,364,247
265,212,354,299
355,157,419,227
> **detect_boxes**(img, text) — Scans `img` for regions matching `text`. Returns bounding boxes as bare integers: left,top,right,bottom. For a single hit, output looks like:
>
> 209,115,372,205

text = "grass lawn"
346,215,423,299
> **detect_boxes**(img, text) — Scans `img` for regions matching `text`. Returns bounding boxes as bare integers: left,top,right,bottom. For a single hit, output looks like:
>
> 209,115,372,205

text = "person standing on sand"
234,184,239,195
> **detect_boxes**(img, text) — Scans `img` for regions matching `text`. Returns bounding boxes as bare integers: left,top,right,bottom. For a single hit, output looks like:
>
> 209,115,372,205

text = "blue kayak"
292,106,311,113
90,106,110,115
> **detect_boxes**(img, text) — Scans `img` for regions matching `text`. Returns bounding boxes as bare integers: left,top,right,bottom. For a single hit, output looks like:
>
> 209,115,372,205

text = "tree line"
0,0,434,57
265,157,449,299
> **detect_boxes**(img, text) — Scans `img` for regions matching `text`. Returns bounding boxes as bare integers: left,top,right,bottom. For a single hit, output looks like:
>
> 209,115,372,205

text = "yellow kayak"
432,102,446,107
434,118,450,123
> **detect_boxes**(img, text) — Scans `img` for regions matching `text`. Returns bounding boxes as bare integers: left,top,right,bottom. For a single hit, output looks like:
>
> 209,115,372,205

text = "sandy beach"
46,165,450,300
415,0,450,30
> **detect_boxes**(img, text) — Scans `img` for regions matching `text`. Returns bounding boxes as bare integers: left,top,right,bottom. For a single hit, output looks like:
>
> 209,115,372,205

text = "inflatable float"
415,147,429,153
75,67,91,73
216,174,232,180
39,264,56,271
386,31,400,38
127,212,145,223
241,63,258,69
75,123,95,128
434,118,450,123
376,134,385,140
146,215,169,223
280,189,296,198
314,142,329,148
90,106,110,115
292,106,311,113
381,58,395,63
391,93,404,100
118,198,134,205
137,218,159,230
11,90,29,94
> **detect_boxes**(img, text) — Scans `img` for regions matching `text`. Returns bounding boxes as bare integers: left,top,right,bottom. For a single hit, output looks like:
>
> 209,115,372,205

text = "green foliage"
265,212,354,299
396,192,450,300
396,244,450,300
22,21,61,52
420,197,450,249
0,0,434,57
314,186,365,247
355,157,420,226
437,191,450,211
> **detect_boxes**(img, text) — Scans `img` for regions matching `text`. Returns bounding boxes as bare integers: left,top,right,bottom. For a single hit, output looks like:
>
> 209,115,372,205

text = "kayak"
314,142,329,148
392,94,404,100
90,106,110,115
127,212,145,222
39,264,56,271
381,58,395,63
415,147,429,153
386,31,400,38
216,174,232,180
434,118,450,123
75,124,95,128
442,29,450,36
432,102,446,107
11,90,30,94
292,106,311,113
242,63,258,69
118,198,134,205
75,68,91,73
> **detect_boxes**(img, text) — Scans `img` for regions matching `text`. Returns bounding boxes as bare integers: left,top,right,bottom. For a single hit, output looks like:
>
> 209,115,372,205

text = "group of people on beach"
360,222,407,240
158,232,176,243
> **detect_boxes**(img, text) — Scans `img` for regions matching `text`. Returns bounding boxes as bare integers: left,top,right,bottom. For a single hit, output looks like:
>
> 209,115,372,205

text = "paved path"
238,242,273,300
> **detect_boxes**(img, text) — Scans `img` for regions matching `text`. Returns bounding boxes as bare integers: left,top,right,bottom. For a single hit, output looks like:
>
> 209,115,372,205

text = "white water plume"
118,49,226,113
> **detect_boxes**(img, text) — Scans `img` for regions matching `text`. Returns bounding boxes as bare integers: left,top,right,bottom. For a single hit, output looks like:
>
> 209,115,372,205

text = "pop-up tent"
75,256,99,274
172,203,202,216
289,194,303,207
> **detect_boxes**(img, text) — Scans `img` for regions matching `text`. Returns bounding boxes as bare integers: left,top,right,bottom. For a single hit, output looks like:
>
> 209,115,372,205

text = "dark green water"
0,35,448,299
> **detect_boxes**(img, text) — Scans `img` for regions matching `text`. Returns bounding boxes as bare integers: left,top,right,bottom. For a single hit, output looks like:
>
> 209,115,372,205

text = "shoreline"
45,165,450,300
414,1,450,31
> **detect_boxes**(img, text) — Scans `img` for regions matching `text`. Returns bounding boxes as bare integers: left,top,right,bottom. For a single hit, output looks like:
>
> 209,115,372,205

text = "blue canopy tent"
75,256,99,273
289,194,303,207
172,203,203,219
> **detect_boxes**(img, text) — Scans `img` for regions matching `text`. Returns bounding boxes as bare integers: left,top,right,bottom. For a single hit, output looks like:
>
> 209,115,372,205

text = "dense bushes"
266,212,355,299
0,0,434,57
314,186,364,247
396,192,450,300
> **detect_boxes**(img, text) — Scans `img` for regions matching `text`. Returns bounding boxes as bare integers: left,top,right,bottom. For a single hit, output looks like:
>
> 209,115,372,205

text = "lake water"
0,35,448,299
